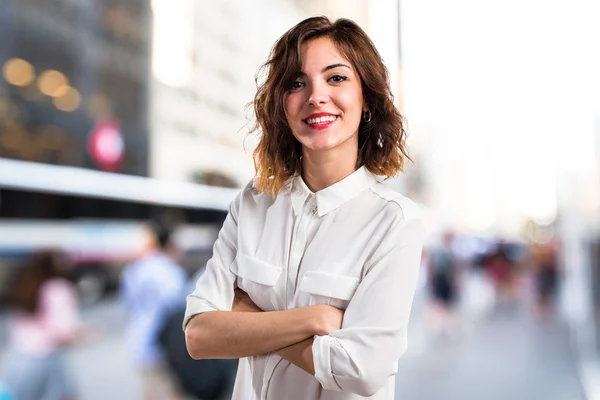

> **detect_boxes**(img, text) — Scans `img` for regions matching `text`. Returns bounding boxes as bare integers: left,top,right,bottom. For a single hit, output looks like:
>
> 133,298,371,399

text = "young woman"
184,16,425,399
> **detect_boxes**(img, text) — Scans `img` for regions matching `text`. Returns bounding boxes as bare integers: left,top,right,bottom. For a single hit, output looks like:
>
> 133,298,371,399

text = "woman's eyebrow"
298,63,352,76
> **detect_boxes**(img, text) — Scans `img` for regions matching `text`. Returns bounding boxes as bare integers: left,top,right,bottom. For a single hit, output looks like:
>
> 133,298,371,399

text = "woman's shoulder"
238,177,290,205
238,178,265,204
367,183,422,222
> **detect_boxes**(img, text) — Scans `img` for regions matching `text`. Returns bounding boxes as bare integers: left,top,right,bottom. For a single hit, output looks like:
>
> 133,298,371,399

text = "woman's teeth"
306,115,337,125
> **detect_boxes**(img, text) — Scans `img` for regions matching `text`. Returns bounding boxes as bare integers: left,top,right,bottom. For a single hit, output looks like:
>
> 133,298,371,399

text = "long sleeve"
312,213,426,397
183,189,241,329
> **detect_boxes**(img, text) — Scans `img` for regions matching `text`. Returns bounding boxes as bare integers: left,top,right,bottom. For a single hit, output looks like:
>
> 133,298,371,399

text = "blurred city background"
0,0,599,399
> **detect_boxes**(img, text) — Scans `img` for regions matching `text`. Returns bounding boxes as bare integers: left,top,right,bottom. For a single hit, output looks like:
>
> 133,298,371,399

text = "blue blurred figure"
120,224,188,400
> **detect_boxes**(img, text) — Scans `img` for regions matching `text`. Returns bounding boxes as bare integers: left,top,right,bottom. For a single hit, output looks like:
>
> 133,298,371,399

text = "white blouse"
184,166,425,400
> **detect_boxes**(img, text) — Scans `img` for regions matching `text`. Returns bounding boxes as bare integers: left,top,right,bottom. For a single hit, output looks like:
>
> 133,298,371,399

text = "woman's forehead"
299,37,353,72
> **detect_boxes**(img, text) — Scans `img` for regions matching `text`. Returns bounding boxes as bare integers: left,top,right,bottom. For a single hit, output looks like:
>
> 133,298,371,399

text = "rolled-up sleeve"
182,191,241,330
312,213,426,396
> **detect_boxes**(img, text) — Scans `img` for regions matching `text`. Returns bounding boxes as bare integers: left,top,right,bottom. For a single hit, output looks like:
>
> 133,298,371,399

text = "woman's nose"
306,83,329,106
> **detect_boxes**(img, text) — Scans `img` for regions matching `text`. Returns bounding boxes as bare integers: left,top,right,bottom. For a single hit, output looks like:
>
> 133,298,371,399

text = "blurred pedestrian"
426,231,459,336
531,237,560,320
482,239,518,309
184,16,425,400
2,249,87,400
120,224,187,400
155,254,238,400
158,303,237,400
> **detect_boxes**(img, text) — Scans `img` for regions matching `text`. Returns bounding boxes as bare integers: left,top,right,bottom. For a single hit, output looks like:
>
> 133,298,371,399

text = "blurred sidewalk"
396,293,587,400
67,300,140,399
580,359,600,400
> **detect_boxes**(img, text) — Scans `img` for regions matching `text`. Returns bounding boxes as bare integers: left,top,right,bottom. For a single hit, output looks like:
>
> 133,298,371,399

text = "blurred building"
0,0,152,176
553,1,600,388
0,0,233,304
149,0,285,186
399,0,565,236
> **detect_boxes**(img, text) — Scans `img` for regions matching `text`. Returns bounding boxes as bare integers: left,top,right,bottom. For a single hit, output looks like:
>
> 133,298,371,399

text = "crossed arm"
184,288,343,375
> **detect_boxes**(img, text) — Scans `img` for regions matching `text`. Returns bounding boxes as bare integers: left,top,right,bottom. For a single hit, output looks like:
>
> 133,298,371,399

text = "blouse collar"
289,166,378,217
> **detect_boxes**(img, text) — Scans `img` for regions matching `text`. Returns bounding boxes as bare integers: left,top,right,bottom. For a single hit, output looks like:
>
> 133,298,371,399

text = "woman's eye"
290,81,304,90
329,75,347,83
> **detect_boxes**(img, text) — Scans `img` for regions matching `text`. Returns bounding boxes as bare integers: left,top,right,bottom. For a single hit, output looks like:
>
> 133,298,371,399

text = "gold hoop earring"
363,110,372,123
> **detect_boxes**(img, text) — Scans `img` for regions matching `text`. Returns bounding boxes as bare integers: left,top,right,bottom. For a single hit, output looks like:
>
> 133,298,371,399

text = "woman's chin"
302,142,338,153
301,136,357,154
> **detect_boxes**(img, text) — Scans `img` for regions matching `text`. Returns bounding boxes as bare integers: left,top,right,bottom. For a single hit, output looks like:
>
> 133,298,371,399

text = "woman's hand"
232,288,263,312
312,304,345,335
275,305,344,375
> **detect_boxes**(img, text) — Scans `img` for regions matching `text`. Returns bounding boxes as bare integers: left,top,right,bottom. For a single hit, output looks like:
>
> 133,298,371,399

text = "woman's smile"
304,113,339,130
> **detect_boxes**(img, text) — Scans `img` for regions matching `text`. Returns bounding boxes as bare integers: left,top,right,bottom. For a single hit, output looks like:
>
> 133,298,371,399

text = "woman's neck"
301,151,358,192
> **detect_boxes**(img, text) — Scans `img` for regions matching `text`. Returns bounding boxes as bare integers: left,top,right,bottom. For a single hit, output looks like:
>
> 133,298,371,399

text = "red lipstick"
304,113,338,130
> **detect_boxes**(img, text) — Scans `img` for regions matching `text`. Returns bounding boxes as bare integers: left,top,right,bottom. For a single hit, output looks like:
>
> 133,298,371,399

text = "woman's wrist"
301,304,328,336
284,305,322,338
308,305,325,336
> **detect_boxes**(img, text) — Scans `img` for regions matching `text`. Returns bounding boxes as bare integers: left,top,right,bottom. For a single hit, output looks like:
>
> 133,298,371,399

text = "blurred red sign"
87,119,124,172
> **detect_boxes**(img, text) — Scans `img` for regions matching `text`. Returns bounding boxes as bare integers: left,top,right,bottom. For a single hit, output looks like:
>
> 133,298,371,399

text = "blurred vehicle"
0,158,238,306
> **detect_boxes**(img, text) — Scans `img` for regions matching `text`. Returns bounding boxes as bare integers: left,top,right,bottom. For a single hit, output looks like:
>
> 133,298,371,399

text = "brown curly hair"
250,16,410,197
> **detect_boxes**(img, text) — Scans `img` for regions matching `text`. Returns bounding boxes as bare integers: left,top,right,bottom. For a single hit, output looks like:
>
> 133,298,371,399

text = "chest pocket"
298,270,360,310
230,253,282,311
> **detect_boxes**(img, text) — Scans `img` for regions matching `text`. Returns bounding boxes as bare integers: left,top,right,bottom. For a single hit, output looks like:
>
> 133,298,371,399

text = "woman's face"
284,36,364,157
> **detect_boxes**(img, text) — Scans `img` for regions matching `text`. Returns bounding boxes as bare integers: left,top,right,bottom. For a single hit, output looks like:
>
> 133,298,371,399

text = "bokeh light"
37,69,69,97
52,86,80,112
2,58,35,87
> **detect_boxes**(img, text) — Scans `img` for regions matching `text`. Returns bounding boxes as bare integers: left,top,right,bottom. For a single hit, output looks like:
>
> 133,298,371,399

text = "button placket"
287,200,309,302
294,196,321,293
264,196,315,399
